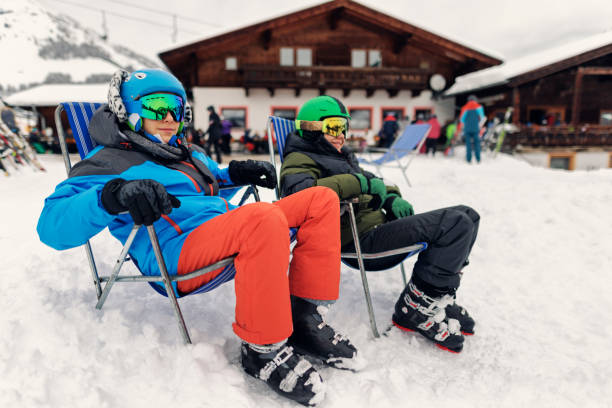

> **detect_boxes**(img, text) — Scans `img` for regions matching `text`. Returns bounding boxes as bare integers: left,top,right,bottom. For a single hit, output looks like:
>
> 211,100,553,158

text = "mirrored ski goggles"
295,117,348,138
139,93,184,122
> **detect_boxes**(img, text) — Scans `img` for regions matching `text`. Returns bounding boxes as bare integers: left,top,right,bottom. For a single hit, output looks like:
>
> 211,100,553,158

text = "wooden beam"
387,89,399,98
342,88,351,97
260,29,272,50
366,88,375,98
267,87,275,97
512,87,520,125
579,66,612,76
244,87,249,97
318,88,327,96
392,34,412,55
294,88,301,97
328,7,344,30
571,68,584,126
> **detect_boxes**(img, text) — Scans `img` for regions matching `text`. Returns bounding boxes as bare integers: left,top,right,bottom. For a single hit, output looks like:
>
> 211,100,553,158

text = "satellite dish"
429,74,446,92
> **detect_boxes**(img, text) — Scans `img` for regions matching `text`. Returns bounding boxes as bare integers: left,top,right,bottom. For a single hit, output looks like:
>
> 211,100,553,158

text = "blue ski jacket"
459,100,485,134
37,106,238,280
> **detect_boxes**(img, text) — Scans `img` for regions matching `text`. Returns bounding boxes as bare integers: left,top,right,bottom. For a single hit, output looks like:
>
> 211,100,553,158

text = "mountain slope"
0,0,159,94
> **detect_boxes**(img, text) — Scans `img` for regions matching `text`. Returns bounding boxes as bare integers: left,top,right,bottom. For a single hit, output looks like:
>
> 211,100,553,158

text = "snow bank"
1,152,611,407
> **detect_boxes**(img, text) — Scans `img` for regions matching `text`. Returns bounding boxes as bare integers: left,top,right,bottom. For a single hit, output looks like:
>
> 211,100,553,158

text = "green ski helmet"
296,96,351,136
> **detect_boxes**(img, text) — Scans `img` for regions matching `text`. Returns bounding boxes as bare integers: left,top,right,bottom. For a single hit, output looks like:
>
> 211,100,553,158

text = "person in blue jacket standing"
458,95,486,163
36,69,360,407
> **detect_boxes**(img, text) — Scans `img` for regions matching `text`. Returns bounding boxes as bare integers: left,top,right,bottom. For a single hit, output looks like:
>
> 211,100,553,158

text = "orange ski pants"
176,186,341,345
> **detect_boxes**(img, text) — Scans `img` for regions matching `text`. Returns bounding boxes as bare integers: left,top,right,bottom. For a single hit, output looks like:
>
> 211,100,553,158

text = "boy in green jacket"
280,96,481,353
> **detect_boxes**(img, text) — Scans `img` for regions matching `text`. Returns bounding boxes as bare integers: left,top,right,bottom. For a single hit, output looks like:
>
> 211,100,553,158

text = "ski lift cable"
49,0,203,34
102,0,222,28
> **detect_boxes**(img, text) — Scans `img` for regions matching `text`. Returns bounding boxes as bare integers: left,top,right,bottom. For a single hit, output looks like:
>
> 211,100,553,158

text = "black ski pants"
341,205,479,291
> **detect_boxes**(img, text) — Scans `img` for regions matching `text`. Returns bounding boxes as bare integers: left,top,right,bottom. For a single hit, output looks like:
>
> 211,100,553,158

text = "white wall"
192,86,456,142
518,150,611,170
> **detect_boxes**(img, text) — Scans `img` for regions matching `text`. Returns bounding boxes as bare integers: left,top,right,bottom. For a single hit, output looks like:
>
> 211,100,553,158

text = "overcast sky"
38,0,612,63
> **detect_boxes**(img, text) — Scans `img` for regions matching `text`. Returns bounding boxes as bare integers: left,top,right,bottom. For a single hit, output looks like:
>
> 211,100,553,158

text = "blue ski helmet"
120,69,187,133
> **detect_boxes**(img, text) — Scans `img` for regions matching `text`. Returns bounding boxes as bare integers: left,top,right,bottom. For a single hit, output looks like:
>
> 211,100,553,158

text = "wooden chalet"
445,32,612,169
159,0,501,141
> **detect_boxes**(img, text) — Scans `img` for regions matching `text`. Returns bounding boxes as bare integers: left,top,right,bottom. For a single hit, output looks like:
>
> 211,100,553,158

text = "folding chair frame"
55,103,258,344
362,125,430,187
267,116,427,338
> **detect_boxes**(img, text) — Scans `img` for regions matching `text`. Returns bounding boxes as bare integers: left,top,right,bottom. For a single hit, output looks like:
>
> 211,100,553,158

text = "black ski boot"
289,296,364,370
392,281,464,353
445,299,475,335
241,341,325,406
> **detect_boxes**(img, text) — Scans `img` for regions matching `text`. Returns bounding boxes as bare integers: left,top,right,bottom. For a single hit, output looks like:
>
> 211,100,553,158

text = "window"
600,110,612,125
382,107,405,122
368,50,382,67
225,57,237,70
296,48,312,67
413,107,433,121
349,107,372,130
280,47,294,66
272,107,297,120
351,49,366,68
220,107,247,129
549,152,575,170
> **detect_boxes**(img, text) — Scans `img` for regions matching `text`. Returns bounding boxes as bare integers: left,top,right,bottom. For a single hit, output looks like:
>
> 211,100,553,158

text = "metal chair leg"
146,225,192,345
84,241,102,299
96,225,140,310
400,262,407,287
347,202,380,338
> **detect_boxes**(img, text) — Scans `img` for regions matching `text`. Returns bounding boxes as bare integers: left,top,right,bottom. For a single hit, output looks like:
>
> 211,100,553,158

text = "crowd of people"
36,69,483,407
372,95,489,164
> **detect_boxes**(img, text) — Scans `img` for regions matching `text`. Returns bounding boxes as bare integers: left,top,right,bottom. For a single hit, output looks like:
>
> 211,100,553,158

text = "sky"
36,0,612,63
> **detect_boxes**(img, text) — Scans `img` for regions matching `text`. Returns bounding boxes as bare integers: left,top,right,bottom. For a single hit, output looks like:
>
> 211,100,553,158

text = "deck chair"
359,123,430,187
267,116,427,337
54,102,261,344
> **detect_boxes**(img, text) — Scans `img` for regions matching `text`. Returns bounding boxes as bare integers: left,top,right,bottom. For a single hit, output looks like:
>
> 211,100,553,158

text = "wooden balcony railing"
505,125,612,148
242,65,429,90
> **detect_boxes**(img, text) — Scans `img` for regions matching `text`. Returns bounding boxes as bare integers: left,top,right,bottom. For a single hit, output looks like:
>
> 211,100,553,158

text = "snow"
0,0,158,92
445,29,612,96
1,151,612,407
4,84,107,106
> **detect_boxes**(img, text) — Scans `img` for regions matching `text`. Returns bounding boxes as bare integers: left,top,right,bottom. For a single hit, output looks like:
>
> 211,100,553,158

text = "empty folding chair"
54,102,261,344
359,123,430,187
267,115,427,337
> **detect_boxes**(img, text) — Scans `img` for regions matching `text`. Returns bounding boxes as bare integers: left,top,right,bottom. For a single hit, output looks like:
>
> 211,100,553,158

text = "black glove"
101,178,181,226
228,160,277,189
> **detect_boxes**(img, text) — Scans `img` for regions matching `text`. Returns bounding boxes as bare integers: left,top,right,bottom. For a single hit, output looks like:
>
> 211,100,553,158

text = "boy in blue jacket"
37,69,359,406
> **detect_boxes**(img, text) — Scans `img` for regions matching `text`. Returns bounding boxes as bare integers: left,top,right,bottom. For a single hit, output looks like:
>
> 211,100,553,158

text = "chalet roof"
158,0,502,67
445,30,612,96
4,84,107,106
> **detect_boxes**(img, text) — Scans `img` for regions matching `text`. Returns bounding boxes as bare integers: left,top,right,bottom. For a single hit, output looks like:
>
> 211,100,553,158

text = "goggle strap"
295,120,324,131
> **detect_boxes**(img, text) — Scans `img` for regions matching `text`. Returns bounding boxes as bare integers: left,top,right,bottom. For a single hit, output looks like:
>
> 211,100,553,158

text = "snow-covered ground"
1,151,611,407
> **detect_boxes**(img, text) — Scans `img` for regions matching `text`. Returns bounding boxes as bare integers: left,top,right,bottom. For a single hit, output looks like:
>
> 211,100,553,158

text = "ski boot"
392,281,464,353
241,341,325,406
445,298,475,335
289,296,364,371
